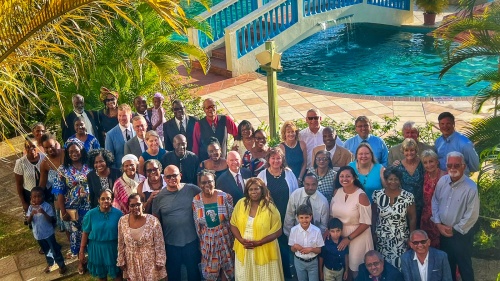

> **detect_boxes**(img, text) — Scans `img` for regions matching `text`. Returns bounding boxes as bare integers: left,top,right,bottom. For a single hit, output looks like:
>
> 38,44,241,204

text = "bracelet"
347,235,352,241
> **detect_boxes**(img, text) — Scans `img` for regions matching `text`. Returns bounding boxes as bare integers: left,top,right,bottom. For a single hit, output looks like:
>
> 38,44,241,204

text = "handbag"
61,209,79,221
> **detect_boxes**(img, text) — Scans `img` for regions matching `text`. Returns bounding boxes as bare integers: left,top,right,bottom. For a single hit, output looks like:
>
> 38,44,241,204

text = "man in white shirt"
299,109,343,167
105,104,135,168
61,94,98,142
284,173,329,236
401,230,452,281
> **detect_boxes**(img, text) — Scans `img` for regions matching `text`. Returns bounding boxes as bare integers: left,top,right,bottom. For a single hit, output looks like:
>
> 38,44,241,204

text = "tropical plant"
0,0,211,141
416,0,449,14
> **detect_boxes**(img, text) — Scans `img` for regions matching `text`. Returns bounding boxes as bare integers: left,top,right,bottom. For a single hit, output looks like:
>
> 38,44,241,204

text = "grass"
0,211,37,258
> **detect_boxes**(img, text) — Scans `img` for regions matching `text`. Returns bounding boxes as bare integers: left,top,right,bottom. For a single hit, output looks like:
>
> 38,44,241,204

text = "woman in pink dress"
330,166,373,278
420,149,446,248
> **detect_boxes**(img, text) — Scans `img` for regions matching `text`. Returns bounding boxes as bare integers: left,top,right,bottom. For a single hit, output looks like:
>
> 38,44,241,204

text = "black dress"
96,109,118,146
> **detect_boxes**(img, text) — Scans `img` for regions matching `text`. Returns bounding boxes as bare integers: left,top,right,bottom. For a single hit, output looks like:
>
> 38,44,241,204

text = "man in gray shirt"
432,151,479,281
153,165,201,281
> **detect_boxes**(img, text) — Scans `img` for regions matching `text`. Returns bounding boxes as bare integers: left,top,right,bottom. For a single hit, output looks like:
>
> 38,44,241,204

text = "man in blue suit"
105,104,135,168
216,151,251,205
401,230,452,281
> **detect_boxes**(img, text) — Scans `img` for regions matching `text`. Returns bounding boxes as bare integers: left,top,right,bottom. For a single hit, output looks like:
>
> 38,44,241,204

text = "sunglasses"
307,116,319,120
129,202,142,208
204,105,216,110
446,163,463,169
104,98,116,102
165,174,179,179
173,107,185,112
146,168,159,174
316,157,328,162
411,239,428,246
365,261,381,268
199,180,214,185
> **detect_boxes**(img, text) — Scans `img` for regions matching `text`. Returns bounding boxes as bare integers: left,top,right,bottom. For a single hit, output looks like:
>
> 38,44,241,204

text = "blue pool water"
277,24,494,97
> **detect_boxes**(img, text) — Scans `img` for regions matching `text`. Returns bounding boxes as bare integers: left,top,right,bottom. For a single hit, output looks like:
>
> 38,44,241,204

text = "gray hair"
364,250,384,263
307,108,320,116
402,121,416,132
446,151,465,164
421,149,438,161
72,94,84,101
409,229,429,241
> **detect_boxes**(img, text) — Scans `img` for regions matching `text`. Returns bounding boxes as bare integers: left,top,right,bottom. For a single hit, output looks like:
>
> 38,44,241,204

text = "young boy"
26,187,67,274
289,204,325,281
319,218,349,281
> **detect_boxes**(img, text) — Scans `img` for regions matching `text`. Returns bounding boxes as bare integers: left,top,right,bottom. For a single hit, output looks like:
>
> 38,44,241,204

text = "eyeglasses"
365,261,381,268
129,202,142,208
446,163,463,169
411,239,428,246
173,107,185,112
165,174,179,179
307,116,319,120
200,180,214,185
316,157,328,162
104,98,115,102
356,125,369,128
146,168,159,174
204,105,216,110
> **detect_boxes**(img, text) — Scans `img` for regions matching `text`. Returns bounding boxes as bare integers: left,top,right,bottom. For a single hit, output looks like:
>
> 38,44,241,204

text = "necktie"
141,140,147,152
236,174,244,191
211,122,216,133
179,120,186,134
306,196,312,209
125,129,131,141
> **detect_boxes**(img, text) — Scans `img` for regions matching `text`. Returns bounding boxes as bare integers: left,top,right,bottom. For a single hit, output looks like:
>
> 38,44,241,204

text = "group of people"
15,92,480,281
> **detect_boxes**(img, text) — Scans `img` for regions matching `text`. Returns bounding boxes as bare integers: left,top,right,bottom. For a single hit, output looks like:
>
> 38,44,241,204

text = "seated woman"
372,167,416,269
80,189,123,279
193,170,234,281
113,154,145,214
198,137,228,180
117,193,166,280
66,117,100,152
242,129,269,177
230,177,284,280
138,130,167,176
87,149,121,208
231,120,255,158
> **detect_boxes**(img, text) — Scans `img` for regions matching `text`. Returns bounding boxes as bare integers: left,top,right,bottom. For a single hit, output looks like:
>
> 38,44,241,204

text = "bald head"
227,151,242,173
173,134,187,157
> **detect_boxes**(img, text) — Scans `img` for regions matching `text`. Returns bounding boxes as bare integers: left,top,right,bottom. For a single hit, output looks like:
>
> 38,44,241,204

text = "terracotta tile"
232,112,258,121
242,97,265,105
320,105,343,115
278,100,290,106
286,98,309,105
293,103,316,111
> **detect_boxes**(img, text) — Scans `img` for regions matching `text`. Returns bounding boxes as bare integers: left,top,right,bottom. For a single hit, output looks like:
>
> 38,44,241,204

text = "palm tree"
0,0,211,140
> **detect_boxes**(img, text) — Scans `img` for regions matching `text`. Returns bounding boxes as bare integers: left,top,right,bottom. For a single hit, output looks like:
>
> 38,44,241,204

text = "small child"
319,218,349,281
289,204,325,281
27,187,67,274
151,92,166,142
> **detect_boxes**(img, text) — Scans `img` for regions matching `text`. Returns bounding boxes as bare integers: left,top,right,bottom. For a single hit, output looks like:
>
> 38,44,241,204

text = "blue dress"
282,142,304,179
83,207,123,278
349,162,383,203
141,148,167,162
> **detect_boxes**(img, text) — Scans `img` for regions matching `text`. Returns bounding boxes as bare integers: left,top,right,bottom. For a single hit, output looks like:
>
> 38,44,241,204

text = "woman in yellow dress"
230,177,284,280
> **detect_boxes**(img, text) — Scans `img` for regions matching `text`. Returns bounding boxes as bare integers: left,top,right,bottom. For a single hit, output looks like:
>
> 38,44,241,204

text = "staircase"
189,0,414,77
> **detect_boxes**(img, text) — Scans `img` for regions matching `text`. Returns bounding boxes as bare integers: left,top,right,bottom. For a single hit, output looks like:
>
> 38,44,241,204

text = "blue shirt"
344,134,389,167
435,131,479,174
27,202,55,240
320,236,349,271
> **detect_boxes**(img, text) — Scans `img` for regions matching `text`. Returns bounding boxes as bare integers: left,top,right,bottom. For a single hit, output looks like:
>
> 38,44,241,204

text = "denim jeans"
38,234,65,268
294,255,319,281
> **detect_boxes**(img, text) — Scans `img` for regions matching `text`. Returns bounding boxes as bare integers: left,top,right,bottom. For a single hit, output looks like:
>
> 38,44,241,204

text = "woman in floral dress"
193,170,234,281
52,141,91,272
117,193,166,280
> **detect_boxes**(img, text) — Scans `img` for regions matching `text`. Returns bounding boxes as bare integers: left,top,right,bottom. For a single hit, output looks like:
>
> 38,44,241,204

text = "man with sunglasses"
163,100,198,151
435,112,479,174
192,98,238,161
161,134,199,184
299,109,344,167
152,165,202,281
431,151,479,281
401,230,452,281
356,250,403,281
344,116,389,167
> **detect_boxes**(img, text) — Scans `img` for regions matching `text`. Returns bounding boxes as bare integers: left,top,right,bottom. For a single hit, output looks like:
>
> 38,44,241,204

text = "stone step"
192,56,232,78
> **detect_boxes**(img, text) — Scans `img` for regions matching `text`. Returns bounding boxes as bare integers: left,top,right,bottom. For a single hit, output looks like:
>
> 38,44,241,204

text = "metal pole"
265,40,279,140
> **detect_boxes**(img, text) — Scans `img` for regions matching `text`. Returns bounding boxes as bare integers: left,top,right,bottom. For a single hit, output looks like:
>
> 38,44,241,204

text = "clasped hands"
292,244,314,254
437,223,454,237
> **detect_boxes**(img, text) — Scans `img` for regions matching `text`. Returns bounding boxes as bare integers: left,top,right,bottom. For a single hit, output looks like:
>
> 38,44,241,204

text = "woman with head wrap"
96,87,119,146
113,154,145,214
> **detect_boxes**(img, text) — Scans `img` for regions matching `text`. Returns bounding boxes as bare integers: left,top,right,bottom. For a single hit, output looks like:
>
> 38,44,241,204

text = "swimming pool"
277,24,494,97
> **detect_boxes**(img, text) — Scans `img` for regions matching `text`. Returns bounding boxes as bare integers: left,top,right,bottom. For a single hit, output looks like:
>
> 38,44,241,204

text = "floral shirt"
52,164,91,211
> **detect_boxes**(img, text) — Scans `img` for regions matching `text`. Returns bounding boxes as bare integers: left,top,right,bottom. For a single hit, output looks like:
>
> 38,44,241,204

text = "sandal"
43,266,51,274
78,262,86,275
65,250,77,259
38,248,44,255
